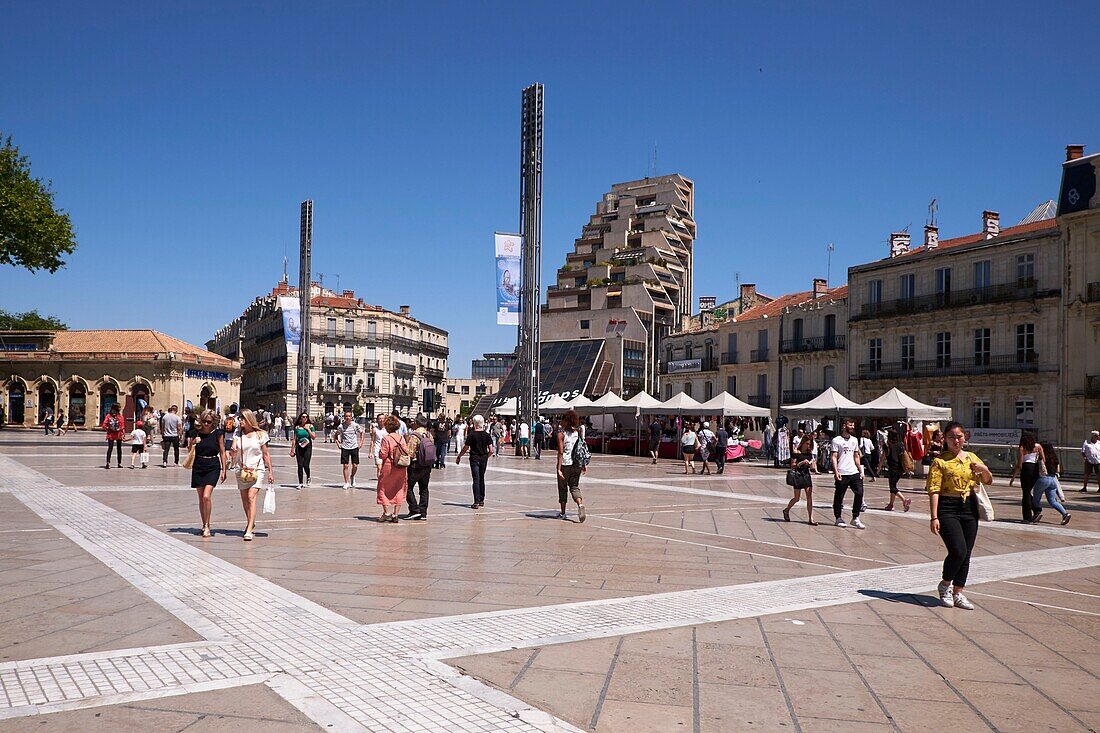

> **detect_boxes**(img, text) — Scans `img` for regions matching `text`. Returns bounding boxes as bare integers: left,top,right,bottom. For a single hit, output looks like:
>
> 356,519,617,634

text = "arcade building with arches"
0,330,241,430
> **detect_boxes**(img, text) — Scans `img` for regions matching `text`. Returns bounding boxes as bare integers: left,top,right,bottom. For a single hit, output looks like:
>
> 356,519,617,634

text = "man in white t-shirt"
830,418,865,528
337,410,366,489
518,421,530,459
1082,431,1100,493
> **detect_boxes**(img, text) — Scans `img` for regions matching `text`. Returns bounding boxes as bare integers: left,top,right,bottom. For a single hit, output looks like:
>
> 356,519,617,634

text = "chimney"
812,278,828,298
739,283,757,310
982,210,1000,239
342,290,355,299
1066,144,1085,162
399,305,410,316
924,224,939,249
889,232,911,258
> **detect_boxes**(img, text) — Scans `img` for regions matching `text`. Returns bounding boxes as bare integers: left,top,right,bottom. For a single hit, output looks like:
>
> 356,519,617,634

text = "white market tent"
491,397,517,416
640,392,703,414
575,392,632,414
837,387,952,421
540,394,576,413
694,391,770,417
781,387,864,416
625,392,664,410
566,395,594,409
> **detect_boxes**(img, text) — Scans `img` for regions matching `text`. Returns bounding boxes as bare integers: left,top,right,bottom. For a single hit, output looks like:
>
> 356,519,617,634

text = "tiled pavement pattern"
2,438,1099,731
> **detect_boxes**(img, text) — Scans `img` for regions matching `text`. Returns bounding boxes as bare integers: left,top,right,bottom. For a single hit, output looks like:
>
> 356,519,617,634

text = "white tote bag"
262,485,277,515
973,482,995,522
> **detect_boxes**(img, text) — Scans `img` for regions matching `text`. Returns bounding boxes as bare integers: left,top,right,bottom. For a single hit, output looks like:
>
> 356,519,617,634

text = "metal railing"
747,394,771,407
390,335,420,351
322,357,355,368
1086,282,1100,303
750,348,769,363
362,359,380,370
856,280,1047,320
779,335,847,354
782,389,819,403
422,367,445,380
856,352,1042,380
392,361,417,373
721,351,737,365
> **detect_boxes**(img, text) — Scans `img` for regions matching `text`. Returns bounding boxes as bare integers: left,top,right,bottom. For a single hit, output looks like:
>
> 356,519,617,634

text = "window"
343,373,352,391
973,400,990,429
868,338,882,372
868,279,882,307
935,267,951,301
684,382,692,397
579,319,590,329
446,385,456,394
1016,323,1035,363
685,343,693,359
1015,399,1035,429
367,373,376,390
345,319,354,337
326,344,336,361
935,332,951,368
344,345,353,363
791,318,804,345
325,372,336,389
900,335,915,370
327,318,337,338
460,385,470,395
665,384,673,399
756,373,768,399
757,329,768,351
704,381,713,401
900,273,916,302
974,328,991,366
1016,254,1035,287
726,333,737,362
974,260,991,290
791,367,803,390
367,320,377,337
726,375,736,395
823,365,836,389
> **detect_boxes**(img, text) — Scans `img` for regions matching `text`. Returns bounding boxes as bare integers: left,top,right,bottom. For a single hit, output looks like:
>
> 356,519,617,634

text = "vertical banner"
280,296,302,355
495,233,522,326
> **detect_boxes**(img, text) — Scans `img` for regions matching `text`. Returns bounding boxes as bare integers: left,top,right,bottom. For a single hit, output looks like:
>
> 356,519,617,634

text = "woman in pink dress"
376,414,408,522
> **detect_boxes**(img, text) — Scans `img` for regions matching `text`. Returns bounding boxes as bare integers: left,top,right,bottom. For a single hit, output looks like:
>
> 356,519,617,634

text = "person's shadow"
858,589,941,607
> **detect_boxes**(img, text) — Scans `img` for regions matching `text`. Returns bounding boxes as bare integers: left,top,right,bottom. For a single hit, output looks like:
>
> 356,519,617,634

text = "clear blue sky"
3,1,1096,374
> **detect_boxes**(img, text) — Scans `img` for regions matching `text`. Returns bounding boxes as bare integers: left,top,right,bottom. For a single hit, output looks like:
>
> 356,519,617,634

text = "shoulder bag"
182,443,196,469
972,482,995,522
390,435,411,467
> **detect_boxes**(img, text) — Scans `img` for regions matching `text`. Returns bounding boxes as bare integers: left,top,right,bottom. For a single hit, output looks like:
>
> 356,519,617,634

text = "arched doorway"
68,382,88,426
99,382,119,423
7,382,26,425
37,382,57,424
199,384,216,412
128,382,151,430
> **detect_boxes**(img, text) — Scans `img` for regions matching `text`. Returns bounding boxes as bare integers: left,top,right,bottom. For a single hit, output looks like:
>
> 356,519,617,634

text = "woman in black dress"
188,409,227,537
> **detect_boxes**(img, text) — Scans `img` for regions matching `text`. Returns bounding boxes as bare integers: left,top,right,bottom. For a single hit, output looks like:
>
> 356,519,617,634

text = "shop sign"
667,359,702,374
967,427,1021,446
185,369,230,382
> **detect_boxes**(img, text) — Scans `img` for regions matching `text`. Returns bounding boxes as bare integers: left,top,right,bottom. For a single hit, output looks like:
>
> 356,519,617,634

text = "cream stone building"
847,210,1061,435
443,377,502,419
208,283,448,420
0,330,240,430
541,174,696,397
658,280,848,412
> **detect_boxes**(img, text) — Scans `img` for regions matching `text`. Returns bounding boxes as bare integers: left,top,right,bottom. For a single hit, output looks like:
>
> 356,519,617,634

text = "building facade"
658,281,848,412
443,377,502,418
847,210,1061,435
208,283,448,420
471,352,516,381
1,330,241,429
541,174,696,397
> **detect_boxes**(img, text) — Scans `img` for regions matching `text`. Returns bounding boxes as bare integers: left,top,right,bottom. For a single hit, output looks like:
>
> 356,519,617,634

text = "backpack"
412,432,436,467
571,432,591,468
107,415,121,432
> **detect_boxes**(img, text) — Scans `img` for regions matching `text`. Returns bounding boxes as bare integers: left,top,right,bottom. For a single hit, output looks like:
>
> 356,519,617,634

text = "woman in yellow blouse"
926,421,993,610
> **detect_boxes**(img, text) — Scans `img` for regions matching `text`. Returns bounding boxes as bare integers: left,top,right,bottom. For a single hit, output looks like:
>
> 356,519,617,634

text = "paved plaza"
0,432,1098,732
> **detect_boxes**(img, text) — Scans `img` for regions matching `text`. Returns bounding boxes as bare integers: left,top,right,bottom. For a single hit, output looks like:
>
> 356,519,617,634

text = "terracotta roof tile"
734,285,848,323
895,219,1056,260
51,330,236,367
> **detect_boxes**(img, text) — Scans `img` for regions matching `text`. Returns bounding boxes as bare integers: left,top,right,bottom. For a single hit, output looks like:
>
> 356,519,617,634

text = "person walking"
648,417,663,464
223,404,239,469
1008,432,1043,523
831,418,866,528
41,406,55,436
456,414,493,508
927,421,992,610
290,413,315,490
881,428,912,511
402,414,433,521
1032,441,1071,525
273,413,284,442
55,409,70,436
783,434,818,525
490,417,504,456
128,421,149,469
282,412,293,441
1081,431,1100,492
336,409,366,490
234,409,274,541
432,417,451,468
323,410,335,443
555,409,587,522
101,403,125,469
698,421,716,475
859,429,878,481
188,410,227,538
715,422,729,475
454,417,467,457
518,420,531,459
533,418,544,460
160,405,182,467
680,422,699,474
368,416,388,476
376,414,409,523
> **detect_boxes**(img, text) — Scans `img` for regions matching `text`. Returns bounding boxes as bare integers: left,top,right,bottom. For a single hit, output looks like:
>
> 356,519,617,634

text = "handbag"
182,445,196,469
901,450,915,474
238,466,259,484
973,482,995,522
391,436,411,467
786,466,811,489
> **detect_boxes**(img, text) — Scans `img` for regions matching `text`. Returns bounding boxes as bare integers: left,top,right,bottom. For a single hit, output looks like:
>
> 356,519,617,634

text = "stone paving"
0,432,1098,731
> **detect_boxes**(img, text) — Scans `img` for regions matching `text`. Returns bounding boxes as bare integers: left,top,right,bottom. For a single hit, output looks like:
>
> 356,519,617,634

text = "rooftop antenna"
927,198,938,226
652,141,658,178
282,255,288,285
826,242,835,286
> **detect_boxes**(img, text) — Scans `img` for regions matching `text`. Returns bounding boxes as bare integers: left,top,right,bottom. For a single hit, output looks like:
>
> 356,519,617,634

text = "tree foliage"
0,135,77,273
0,309,68,331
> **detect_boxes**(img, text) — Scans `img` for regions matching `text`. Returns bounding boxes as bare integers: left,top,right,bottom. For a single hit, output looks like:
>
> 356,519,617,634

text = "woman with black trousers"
926,421,992,611
290,413,316,490
1008,432,1044,523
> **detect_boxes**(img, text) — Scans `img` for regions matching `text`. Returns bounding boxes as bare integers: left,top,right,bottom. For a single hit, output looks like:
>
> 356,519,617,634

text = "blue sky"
2,1,1096,374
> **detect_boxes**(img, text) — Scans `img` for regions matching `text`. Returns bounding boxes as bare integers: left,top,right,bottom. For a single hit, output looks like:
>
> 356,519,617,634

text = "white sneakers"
342,482,351,490
852,518,866,529
953,593,974,610
834,518,847,528
938,581,954,607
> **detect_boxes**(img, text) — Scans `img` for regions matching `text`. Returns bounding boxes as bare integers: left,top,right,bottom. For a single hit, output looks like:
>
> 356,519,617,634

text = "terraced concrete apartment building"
541,174,696,398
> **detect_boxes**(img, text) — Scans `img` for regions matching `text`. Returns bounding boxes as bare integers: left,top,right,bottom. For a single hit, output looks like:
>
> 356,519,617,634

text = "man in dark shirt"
648,418,663,464
432,417,451,468
457,415,494,508
533,418,545,460
715,423,730,474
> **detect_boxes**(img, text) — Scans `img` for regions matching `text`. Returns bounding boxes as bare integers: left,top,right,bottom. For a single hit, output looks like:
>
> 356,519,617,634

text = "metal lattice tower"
517,84,544,426
297,200,313,416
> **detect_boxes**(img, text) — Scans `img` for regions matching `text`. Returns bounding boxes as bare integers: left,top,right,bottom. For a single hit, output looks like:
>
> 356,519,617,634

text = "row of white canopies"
491,387,951,421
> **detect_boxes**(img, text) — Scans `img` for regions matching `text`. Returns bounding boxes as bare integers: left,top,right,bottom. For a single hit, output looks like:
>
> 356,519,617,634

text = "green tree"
0,135,77,273
0,309,67,330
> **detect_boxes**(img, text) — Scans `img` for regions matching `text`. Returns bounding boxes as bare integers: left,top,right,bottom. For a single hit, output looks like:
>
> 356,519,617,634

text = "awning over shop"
837,387,952,421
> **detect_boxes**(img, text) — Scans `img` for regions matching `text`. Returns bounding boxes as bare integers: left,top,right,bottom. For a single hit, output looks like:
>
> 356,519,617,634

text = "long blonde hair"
237,409,261,434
